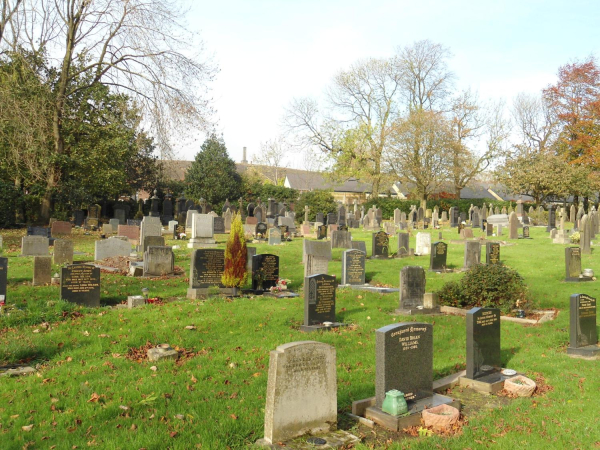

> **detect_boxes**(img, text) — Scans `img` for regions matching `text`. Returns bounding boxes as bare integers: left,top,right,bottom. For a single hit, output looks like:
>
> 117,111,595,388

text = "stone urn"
504,375,536,397
421,404,460,430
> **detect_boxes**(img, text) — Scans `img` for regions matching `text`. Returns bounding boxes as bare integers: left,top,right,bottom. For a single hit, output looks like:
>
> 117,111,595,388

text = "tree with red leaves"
222,213,247,290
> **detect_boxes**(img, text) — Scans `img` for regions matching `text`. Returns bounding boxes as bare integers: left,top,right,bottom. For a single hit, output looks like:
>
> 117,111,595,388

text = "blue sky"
183,0,599,167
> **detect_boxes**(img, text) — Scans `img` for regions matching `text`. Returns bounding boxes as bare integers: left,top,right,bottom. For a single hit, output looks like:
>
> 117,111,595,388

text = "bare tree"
6,0,216,220
386,109,453,200
512,92,557,153
394,39,455,111
253,136,290,184
0,0,22,47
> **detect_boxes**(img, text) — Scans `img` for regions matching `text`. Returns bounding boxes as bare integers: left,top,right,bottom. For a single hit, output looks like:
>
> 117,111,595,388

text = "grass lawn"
0,224,598,449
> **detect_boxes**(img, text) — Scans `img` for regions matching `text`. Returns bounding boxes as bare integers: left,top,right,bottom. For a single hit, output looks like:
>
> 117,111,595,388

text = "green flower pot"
381,389,408,416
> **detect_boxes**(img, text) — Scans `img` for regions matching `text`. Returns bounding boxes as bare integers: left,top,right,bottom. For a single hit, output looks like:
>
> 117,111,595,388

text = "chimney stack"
242,146,248,164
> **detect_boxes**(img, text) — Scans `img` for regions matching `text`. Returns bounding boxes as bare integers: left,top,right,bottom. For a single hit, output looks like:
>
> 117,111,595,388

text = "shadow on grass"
501,346,521,367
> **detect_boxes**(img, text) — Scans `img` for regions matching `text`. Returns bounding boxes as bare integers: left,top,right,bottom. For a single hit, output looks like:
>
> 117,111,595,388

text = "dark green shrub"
294,190,337,222
437,263,529,314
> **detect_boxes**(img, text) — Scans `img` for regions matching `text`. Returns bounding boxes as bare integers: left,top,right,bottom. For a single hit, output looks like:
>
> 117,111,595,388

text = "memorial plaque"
252,254,279,291
189,249,225,289
60,265,101,307
429,241,447,272
304,274,337,326
372,231,389,258
466,307,501,380
341,249,366,285
375,323,433,407
397,232,409,257
565,247,582,281
569,294,597,348
398,266,425,311
0,257,6,301
486,242,500,265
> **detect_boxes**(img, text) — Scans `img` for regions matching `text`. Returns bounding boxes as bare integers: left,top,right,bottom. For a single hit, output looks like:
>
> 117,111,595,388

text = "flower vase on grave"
381,390,408,416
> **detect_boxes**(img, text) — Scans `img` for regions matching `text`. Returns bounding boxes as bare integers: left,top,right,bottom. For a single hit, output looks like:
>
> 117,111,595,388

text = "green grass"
0,225,599,449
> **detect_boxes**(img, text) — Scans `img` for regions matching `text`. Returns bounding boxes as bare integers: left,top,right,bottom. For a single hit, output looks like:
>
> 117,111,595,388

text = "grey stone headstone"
33,256,52,286
569,294,597,348
246,247,257,271
168,220,179,232
213,217,225,234
398,266,425,312
262,341,337,444
143,246,174,276
21,236,49,256
375,322,433,407
397,232,409,257
463,241,481,269
304,254,330,278
53,239,74,265
109,218,120,232
268,227,282,246
142,235,164,253
330,230,352,249
508,212,519,239
94,237,131,261
565,247,582,281
466,307,501,380
60,265,100,307
114,209,127,225
341,249,366,285
140,216,163,250
185,210,198,229
351,240,367,254
580,214,591,254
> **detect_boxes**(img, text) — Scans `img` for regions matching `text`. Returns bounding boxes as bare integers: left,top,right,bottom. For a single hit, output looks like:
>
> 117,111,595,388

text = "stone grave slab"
143,246,174,276
95,238,131,261
53,239,74,265
21,236,49,256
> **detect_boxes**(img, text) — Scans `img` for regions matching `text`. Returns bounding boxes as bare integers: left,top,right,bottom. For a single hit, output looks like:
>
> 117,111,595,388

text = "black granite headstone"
326,213,337,226
429,241,447,272
372,231,389,259
565,247,582,281
213,217,225,234
73,210,85,227
255,222,268,238
398,266,425,312
341,249,366,285
60,265,101,307
569,294,597,348
486,242,500,265
252,254,279,291
190,249,225,288
486,222,493,237
546,206,556,232
127,219,142,227
466,307,501,380
316,212,324,224
303,274,336,326
246,202,255,217
0,257,7,302
375,323,433,407
317,225,327,240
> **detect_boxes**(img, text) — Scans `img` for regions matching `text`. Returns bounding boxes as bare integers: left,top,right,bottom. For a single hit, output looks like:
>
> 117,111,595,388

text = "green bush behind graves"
436,263,530,313
294,189,338,222
364,198,516,219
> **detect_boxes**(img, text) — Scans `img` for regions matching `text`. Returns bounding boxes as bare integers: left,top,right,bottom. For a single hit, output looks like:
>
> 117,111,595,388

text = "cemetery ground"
0,226,599,449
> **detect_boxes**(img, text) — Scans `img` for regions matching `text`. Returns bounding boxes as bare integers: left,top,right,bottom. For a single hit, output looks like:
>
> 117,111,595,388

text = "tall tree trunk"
454,186,462,199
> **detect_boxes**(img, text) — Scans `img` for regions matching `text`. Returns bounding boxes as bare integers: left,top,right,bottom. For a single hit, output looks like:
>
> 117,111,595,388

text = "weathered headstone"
259,341,337,445
547,205,556,232
486,242,500,265
60,265,101,307
580,214,591,254
95,237,131,261
508,212,519,239
21,236,49,256
268,227,282,245
415,232,431,256
53,239,74,265
303,240,332,277
351,240,367,254
213,217,225,234
140,216,162,251
143,246,174,276
567,294,599,359
429,242,447,272
51,221,72,236
565,247,583,282
341,249,366,285
255,222,268,239
252,254,279,291
142,235,165,253
371,231,389,259
463,241,481,270
188,214,216,248
33,256,52,286
187,249,225,298
316,225,327,240
330,230,351,249
396,266,426,314
397,232,410,258
464,307,501,382
118,225,140,242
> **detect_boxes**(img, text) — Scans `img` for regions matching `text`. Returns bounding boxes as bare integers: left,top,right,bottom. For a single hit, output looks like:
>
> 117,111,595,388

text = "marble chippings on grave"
415,232,431,256
341,249,366,285
0,257,7,301
143,246,174,276
258,341,338,445
301,274,344,331
252,254,280,292
94,237,131,261
461,307,503,392
21,236,50,256
567,294,600,359
187,249,225,299
60,265,101,307
33,256,52,286
371,231,389,259
53,239,74,265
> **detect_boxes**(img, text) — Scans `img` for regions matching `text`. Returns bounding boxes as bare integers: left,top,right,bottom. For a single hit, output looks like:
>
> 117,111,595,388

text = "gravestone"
330,230,351,249
303,240,332,278
315,212,324,224
53,239,74,265
301,274,340,331
246,216,258,226
213,217,225,234
255,222,268,239
486,223,493,237
522,226,530,239
252,254,279,292
21,236,49,256
580,214,591,254
337,205,347,227
114,208,127,225
95,237,131,261
508,212,519,239
486,242,500,265
394,208,401,224
415,232,431,256
187,249,225,298
395,266,428,315
351,240,367,254
60,265,101,307
254,206,265,223
185,210,198,230
341,249,366,285
429,241,447,272
567,294,599,359
463,241,481,270
73,210,85,227
143,235,166,254
51,221,72,236
565,247,584,282
268,227,282,245
397,232,410,258
109,218,120,233
441,211,448,222
85,204,101,228
546,206,556,232
168,220,179,232
371,231,389,259
0,257,6,302
259,341,337,445
143,246,174,276
450,207,458,227
33,256,52,286
127,219,142,227
464,307,502,383
472,211,480,228
188,214,217,248
117,225,140,242
460,228,474,239
140,216,163,251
